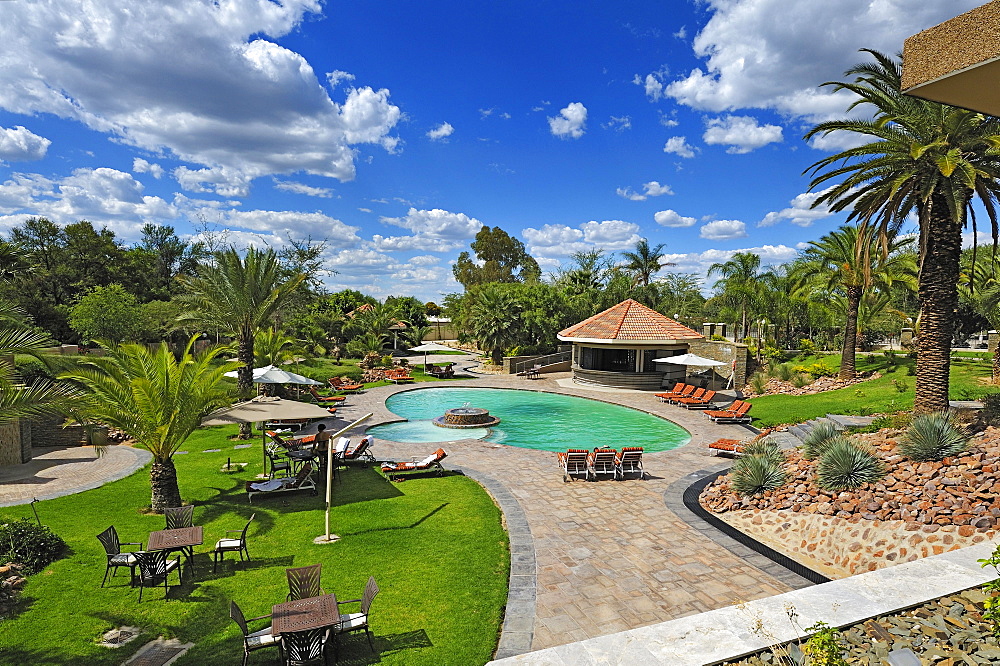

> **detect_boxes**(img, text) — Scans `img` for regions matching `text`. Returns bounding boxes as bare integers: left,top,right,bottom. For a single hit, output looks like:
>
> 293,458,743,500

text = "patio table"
148,525,202,571
271,593,340,636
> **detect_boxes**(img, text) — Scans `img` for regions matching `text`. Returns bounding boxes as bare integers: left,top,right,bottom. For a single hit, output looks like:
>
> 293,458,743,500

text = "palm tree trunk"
840,286,862,380
237,333,254,439
914,197,962,414
993,345,1000,384
150,457,182,512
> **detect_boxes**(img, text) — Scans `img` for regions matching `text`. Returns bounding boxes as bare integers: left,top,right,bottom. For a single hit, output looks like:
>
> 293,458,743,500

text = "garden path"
336,365,795,653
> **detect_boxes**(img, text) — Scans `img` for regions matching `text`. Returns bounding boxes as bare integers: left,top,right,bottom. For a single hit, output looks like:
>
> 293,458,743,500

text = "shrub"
15,358,54,385
798,338,817,355
749,372,768,395
891,378,909,393
899,412,970,461
816,438,884,491
741,438,784,464
731,454,786,497
0,519,67,575
806,362,837,378
775,363,794,382
800,421,840,460
711,334,726,341
790,373,809,389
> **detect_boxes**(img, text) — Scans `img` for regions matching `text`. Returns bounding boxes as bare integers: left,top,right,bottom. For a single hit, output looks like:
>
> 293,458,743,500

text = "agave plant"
816,438,885,491
800,421,841,460
731,454,786,497
899,412,970,461
741,437,784,464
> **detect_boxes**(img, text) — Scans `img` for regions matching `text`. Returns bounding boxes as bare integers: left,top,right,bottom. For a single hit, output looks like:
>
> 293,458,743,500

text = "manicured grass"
0,427,508,665
748,354,998,428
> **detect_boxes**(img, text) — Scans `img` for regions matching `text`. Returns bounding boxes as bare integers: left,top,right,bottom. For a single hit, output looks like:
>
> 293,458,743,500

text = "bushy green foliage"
800,421,841,460
15,358,54,384
802,621,849,666
816,438,884,491
0,518,66,574
774,363,794,382
749,372,768,394
798,338,817,355
731,454,786,497
741,437,784,464
899,412,970,461
791,373,809,389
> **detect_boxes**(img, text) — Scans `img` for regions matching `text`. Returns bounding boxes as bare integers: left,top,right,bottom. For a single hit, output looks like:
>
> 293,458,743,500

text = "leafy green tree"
469,285,521,365
707,252,775,339
253,327,300,367
60,337,238,511
405,324,433,347
178,247,305,436
621,238,672,289
453,226,541,289
68,284,144,344
805,49,1000,413
794,225,915,379
0,301,80,425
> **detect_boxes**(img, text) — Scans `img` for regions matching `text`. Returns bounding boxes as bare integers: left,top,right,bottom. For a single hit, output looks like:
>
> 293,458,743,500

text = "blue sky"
0,0,981,302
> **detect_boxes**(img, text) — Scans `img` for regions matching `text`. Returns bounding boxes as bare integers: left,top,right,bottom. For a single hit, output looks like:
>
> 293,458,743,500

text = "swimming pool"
367,387,690,453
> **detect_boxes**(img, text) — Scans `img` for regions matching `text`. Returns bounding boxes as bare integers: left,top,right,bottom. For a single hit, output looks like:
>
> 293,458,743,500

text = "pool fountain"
432,402,501,429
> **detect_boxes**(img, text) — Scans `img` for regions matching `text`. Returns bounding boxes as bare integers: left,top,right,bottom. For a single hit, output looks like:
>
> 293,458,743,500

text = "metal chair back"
97,525,121,556
230,600,250,636
280,627,326,663
286,563,323,601
360,576,379,615
164,505,194,530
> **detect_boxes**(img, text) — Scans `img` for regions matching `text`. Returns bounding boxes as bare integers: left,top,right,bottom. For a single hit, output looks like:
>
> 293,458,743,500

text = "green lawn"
747,354,998,428
0,427,508,665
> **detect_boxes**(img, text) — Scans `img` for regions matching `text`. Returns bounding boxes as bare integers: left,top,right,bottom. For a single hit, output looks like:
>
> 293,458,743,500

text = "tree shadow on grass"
0,646,82,665
334,629,434,665
340,503,448,538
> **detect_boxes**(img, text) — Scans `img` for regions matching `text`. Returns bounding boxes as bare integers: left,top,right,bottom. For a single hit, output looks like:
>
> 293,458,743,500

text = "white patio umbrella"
201,396,337,473
223,364,322,385
409,342,462,369
652,353,727,390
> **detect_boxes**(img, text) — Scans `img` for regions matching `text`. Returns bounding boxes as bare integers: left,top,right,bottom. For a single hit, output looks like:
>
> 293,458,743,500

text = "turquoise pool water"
367,387,690,453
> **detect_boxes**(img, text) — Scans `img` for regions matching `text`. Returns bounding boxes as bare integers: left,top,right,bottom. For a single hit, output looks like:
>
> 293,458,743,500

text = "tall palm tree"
794,224,915,379
470,286,520,365
621,239,671,288
60,337,238,511
707,252,773,339
253,327,299,367
0,301,80,425
805,49,1000,413
179,247,304,435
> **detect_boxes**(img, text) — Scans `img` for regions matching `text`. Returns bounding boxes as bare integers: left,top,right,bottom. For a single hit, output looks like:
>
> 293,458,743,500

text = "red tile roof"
558,299,702,341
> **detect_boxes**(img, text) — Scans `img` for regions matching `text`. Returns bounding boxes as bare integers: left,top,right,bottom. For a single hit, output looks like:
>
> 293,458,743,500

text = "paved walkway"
0,444,152,507
335,363,794,654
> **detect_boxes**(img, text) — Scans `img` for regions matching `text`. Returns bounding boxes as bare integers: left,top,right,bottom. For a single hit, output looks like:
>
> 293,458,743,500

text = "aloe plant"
899,411,969,461
817,438,884,491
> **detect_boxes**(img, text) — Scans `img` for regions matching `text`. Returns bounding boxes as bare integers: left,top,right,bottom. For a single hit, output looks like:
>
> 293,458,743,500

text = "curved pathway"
0,444,152,507
335,365,797,654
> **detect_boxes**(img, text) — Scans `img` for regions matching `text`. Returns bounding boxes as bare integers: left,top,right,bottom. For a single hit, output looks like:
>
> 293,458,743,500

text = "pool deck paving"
334,366,796,655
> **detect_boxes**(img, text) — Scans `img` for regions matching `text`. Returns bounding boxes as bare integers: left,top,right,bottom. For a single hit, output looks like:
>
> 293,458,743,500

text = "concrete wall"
0,418,31,466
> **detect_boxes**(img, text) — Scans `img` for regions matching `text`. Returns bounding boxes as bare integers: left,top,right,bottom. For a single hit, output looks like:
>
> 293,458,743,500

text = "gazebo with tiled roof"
557,299,704,390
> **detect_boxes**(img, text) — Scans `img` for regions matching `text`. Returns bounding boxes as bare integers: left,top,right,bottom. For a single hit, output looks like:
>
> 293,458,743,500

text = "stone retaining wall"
718,508,996,579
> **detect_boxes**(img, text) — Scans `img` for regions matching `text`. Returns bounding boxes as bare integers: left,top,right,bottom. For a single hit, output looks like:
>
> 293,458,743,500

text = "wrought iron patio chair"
286,563,326,601
333,576,379,657
133,549,181,601
230,600,278,666
164,505,194,529
267,444,292,479
212,513,255,572
279,626,330,665
96,525,142,587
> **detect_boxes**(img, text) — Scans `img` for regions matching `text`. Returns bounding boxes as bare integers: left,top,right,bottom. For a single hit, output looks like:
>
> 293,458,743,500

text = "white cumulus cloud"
427,122,454,141
0,0,401,192
759,187,837,227
0,125,51,162
700,219,747,240
664,0,981,122
548,102,587,139
273,180,334,197
617,180,674,201
523,220,641,257
654,209,697,228
132,158,164,179
663,136,696,158
703,115,782,154
375,207,482,252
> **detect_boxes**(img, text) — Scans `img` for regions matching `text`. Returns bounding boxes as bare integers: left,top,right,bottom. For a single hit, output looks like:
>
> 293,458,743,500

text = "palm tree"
0,301,80,425
960,252,1000,383
60,337,238,511
404,324,433,347
253,327,299,367
707,252,774,339
794,224,915,379
805,49,1000,413
470,286,520,365
178,247,304,435
621,239,671,289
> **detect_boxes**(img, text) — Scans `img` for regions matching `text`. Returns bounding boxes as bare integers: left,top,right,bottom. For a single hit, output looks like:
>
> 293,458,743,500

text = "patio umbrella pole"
316,413,373,545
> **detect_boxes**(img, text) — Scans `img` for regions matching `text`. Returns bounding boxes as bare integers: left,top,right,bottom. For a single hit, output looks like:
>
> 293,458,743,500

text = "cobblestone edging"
665,468,828,589
452,465,536,660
